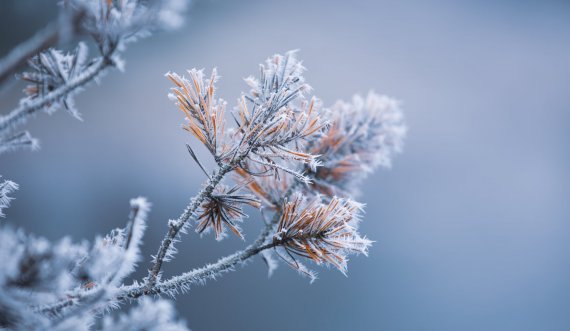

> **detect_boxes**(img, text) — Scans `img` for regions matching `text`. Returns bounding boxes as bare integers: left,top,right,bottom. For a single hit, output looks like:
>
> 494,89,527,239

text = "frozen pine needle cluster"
0,2,406,330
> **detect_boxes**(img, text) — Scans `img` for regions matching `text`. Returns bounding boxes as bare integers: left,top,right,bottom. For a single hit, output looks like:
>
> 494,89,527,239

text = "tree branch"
124,241,278,299
0,56,112,135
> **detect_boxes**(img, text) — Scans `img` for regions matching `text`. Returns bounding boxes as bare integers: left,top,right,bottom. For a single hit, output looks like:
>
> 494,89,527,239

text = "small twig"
0,56,112,135
123,241,279,299
145,160,238,290
36,182,297,316
0,23,58,86
139,181,298,296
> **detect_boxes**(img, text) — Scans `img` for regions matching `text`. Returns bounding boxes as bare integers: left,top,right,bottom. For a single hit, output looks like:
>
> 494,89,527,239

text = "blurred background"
1,0,569,330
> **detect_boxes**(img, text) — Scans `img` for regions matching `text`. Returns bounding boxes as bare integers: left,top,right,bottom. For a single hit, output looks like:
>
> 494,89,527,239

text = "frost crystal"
0,177,18,218
72,0,188,53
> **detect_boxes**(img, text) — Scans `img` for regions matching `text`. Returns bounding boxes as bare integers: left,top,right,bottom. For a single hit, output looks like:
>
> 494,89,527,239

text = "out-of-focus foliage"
0,0,189,156
0,198,190,330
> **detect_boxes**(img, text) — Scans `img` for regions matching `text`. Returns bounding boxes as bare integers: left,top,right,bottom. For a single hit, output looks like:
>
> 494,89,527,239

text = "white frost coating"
0,177,18,217
0,226,89,329
147,52,327,287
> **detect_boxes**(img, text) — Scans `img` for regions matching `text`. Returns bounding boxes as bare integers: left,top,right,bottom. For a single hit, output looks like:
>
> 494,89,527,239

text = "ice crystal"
0,0,189,156
72,0,188,54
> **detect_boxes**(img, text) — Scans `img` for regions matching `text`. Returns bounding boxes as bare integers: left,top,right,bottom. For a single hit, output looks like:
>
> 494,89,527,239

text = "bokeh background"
1,0,570,330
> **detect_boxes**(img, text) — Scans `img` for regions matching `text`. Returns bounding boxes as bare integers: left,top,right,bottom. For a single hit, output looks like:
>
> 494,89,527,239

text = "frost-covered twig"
0,197,152,328
124,240,278,299
36,185,292,315
0,131,39,154
0,0,188,155
0,55,111,135
133,196,290,298
125,189,370,297
101,298,189,331
0,177,18,218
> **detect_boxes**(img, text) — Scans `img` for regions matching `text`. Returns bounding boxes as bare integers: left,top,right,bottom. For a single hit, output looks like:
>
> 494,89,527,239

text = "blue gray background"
1,0,569,330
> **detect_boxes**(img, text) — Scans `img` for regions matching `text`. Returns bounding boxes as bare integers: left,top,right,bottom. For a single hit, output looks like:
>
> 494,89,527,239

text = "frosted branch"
0,55,111,138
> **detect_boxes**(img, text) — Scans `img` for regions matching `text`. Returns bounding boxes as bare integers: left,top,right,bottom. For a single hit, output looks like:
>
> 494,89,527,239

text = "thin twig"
138,182,298,297
123,241,278,299
145,161,237,289
36,183,297,316
0,23,59,86
0,56,112,135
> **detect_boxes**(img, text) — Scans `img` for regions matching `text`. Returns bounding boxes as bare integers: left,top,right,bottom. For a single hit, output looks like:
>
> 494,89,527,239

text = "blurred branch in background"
0,0,187,156
0,4,85,87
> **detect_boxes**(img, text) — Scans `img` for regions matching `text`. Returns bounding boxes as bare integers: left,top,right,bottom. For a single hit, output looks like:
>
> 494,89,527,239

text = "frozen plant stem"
128,186,308,298
127,240,278,299
0,55,113,135
39,182,294,317
128,195,288,298
0,23,59,86
37,182,295,316
146,160,239,289
36,207,282,316
1,43,405,329
145,157,300,291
